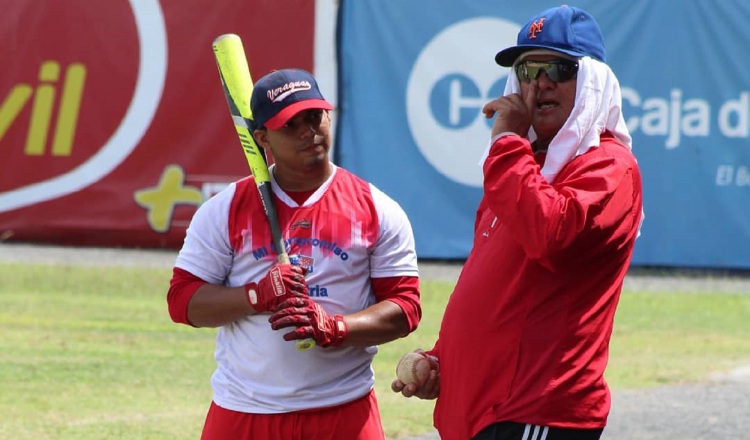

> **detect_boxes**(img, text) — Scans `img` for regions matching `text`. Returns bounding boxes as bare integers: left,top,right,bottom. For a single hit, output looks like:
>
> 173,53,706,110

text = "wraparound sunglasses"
514,59,579,83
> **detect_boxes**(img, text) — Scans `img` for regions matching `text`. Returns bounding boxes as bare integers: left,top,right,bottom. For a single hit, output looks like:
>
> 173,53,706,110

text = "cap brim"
263,99,334,130
495,45,585,66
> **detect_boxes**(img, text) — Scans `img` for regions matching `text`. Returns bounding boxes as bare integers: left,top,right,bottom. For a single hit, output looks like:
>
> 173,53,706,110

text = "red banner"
0,0,316,248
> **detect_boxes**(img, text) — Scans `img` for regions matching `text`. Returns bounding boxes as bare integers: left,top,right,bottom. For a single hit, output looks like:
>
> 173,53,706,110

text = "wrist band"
332,314,348,346
244,282,259,306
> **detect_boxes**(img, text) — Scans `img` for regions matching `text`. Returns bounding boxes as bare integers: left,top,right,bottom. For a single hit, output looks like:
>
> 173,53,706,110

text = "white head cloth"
493,56,632,184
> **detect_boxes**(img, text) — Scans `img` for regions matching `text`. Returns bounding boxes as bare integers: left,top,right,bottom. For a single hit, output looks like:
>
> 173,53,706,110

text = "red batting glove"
268,297,348,347
245,264,308,313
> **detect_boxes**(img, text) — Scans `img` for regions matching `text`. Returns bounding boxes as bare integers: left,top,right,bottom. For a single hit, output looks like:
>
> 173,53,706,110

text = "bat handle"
296,339,316,351
285,252,317,351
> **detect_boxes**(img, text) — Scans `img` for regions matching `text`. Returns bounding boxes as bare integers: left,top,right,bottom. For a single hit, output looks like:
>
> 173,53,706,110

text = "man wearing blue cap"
168,68,422,439
393,6,643,440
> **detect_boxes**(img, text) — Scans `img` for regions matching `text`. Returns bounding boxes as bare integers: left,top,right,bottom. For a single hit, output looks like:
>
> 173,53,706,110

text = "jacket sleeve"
482,134,637,267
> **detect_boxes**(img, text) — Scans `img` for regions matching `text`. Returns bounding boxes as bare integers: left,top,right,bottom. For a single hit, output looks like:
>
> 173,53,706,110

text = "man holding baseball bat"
392,5,643,440
167,68,421,439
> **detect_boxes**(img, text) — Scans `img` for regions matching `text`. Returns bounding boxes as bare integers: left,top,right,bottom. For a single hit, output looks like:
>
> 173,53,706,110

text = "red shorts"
200,389,385,440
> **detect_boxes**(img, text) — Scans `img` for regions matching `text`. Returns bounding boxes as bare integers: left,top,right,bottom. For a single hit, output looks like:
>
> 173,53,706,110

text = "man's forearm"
186,284,255,327
342,300,411,347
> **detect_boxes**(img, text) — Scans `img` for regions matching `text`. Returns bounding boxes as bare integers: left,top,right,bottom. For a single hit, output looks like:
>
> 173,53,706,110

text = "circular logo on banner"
406,17,518,187
0,0,167,213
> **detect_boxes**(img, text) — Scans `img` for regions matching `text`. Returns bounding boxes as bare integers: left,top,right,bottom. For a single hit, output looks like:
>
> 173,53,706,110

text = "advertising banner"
335,0,750,268
0,0,316,248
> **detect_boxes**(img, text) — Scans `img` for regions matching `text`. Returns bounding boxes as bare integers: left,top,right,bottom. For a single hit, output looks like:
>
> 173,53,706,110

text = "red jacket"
432,132,642,439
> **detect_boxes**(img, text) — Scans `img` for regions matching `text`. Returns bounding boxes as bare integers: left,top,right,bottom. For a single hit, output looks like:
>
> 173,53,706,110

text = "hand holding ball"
396,352,433,386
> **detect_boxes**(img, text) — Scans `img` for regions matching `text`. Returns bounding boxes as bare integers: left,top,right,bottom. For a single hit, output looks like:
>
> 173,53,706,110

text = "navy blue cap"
495,5,606,67
250,68,333,130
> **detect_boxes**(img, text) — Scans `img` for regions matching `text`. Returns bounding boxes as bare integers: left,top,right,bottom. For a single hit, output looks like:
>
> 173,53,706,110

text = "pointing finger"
524,80,537,113
481,102,497,119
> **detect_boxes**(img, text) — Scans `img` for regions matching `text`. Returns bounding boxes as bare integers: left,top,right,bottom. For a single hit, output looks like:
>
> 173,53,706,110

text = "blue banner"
335,0,750,269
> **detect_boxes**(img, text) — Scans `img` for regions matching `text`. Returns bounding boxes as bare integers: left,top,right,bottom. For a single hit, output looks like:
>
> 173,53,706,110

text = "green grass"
608,290,750,388
0,264,215,439
1,263,749,439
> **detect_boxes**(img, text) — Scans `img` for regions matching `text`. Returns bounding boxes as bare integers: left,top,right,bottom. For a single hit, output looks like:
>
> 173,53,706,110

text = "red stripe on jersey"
227,169,380,262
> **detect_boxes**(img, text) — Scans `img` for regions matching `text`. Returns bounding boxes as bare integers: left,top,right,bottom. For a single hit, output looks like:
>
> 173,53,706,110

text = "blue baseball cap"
250,68,333,130
495,5,606,67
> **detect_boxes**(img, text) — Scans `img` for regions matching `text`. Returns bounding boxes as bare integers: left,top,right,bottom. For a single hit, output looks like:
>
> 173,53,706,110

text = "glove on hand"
245,264,308,313
268,297,348,347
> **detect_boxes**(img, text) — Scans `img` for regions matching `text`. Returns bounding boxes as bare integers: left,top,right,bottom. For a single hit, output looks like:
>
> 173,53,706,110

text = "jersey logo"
290,253,315,274
290,218,312,230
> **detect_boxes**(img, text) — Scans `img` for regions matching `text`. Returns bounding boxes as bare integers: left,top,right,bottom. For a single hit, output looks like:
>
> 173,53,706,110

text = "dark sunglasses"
514,59,579,83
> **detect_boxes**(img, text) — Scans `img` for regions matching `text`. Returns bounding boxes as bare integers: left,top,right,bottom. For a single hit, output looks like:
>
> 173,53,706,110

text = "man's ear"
253,129,269,150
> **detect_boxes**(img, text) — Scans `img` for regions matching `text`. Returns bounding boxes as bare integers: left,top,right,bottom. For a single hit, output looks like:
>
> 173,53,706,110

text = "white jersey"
175,164,418,413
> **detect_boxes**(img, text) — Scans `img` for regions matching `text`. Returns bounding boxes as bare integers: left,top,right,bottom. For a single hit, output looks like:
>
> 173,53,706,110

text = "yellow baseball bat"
212,34,315,351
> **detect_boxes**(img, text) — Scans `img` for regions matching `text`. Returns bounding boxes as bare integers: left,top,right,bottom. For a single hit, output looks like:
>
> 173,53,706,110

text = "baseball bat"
212,34,315,351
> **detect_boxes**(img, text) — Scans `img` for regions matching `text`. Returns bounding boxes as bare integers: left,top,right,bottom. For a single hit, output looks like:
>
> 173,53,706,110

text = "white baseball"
396,352,432,386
